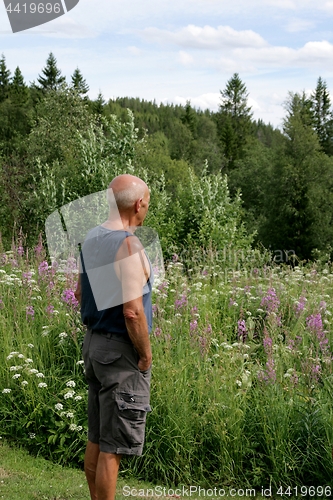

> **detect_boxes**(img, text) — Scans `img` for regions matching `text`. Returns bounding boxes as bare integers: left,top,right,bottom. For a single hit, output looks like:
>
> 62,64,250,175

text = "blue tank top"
80,226,153,339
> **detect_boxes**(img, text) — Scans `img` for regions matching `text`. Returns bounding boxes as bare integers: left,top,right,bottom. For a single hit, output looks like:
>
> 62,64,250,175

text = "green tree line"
1,52,333,261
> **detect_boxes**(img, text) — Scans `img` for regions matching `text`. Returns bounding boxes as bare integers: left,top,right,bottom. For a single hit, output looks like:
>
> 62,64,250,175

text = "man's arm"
74,262,82,305
116,237,152,372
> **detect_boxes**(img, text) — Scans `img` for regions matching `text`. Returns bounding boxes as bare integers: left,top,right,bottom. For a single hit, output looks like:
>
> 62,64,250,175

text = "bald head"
108,174,148,212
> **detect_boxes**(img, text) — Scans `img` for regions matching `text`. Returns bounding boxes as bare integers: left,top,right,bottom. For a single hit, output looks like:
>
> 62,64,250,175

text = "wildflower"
2,388,11,394
261,288,280,313
29,369,38,374
46,304,54,315
295,296,307,316
38,260,49,276
62,289,79,307
64,391,75,399
12,374,21,379
29,433,36,439
66,380,76,388
55,403,64,411
59,332,68,339
21,381,28,386
153,327,162,337
36,373,45,378
74,395,83,401
22,271,32,282
27,343,34,348
190,320,198,334
237,319,248,342
66,412,74,418
38,382,47,388
174,294,188,310
26,305,35,320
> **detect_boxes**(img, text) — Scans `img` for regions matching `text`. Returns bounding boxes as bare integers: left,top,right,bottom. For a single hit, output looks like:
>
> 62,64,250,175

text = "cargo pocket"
115,392,151,446
91,350,122,364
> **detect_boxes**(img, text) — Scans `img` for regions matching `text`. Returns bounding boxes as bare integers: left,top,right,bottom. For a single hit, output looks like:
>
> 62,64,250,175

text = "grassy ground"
0,440,301,500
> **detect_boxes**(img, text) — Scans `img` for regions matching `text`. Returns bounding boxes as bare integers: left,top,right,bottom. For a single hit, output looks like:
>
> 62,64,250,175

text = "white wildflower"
21,381,28,386
36,373,45,378
55,403,63,411
38,382,47,388
64,391,75,399
2,388,11,394
74,395,82,401
66,380,76,388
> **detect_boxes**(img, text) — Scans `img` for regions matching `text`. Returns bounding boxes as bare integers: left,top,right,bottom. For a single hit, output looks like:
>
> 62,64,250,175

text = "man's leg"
84,440,100,500
95,451,122,500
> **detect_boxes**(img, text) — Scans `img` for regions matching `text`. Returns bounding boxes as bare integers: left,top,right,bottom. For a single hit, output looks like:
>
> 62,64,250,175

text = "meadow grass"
1,243,333,493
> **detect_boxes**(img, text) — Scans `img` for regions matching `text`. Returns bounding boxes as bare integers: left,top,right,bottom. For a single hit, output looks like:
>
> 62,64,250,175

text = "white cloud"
178,51,194,65
285,18,315,32
140,24,267,50
127,46,142,55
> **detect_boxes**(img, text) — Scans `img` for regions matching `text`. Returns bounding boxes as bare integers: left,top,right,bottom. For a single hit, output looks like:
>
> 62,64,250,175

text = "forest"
1,51,333,262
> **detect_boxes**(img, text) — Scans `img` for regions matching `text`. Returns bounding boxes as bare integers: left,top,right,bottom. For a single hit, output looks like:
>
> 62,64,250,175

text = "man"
75,174,153,500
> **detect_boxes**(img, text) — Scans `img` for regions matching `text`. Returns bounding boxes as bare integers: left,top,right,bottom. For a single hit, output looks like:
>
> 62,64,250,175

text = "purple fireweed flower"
0,253,7,265
205,324,212,335
260,288,280,313
10,259,18,268
237,319,247,342
263,335,273,351
190,320,198,333
320,301,327,311
202,269,208,276
62,289,79,307
199,336,208,356
295,296,307,316
22,272,32,283
306,313,329,353
229,298,237,307
152,304,158,316
154,327,162,337
175,294,188,310
26,305,35,320
38,261,49,276
17,245,24,256
34,235,43,257
46,304,54,315
191,306,198,315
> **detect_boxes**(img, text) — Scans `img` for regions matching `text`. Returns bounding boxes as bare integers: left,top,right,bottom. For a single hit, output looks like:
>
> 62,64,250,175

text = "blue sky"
2,0,333,127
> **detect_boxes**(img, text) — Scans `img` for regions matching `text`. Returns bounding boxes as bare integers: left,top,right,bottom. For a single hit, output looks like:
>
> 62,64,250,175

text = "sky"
2,0,333,128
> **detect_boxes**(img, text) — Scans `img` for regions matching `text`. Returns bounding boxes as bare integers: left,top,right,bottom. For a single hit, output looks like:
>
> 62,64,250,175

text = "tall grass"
1,240,333,489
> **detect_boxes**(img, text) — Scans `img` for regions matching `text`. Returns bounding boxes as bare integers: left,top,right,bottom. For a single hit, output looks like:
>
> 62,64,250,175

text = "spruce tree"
310,76,333,155
0,54,11,102
71,67,89,96
37,52,65,91
217,73,253,168
10,66,29,105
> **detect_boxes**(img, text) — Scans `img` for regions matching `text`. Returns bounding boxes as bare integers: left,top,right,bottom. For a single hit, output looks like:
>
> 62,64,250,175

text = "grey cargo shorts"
82,328,151,455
